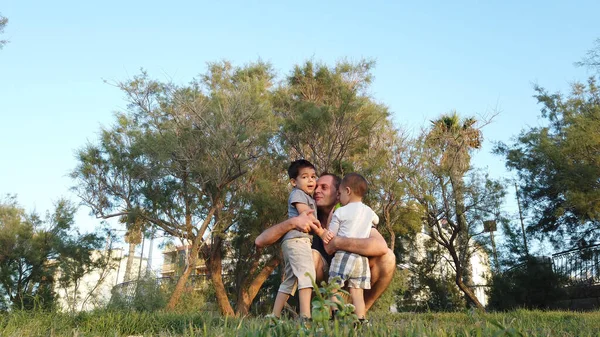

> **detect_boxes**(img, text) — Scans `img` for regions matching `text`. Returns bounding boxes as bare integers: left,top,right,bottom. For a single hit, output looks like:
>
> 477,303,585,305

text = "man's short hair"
288,159,316,179
319,172,341,191
341,173,368,197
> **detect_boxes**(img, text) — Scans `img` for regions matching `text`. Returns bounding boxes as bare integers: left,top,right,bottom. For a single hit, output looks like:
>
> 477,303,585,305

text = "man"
255,173,395,312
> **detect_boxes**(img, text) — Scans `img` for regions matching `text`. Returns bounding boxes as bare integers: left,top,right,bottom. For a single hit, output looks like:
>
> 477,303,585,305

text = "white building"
54,248,146,312
399,225,491,307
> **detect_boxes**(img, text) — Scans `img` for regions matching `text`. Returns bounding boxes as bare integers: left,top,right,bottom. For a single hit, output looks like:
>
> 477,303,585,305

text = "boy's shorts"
328,251,371,289
278,237,315,295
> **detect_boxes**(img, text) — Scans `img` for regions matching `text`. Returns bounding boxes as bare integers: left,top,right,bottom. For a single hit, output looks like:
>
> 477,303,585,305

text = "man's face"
314,175,338,208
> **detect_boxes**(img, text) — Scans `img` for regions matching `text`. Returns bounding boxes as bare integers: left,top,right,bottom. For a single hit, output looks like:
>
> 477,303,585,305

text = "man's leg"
312,249,327,284
364,248,395,311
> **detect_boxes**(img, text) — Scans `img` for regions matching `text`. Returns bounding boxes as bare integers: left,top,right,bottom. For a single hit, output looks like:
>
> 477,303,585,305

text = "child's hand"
320,230,334,244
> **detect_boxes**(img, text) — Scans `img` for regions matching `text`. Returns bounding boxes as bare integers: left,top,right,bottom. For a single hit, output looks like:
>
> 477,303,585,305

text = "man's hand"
292,209,321,233
324,228,388,257
255,210,321,248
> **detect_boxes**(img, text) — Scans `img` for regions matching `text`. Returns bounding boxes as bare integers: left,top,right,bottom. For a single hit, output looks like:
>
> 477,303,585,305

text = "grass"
1,309,600,336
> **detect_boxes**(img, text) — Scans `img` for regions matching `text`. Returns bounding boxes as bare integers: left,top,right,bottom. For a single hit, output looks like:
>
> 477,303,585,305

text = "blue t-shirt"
282,188,317,241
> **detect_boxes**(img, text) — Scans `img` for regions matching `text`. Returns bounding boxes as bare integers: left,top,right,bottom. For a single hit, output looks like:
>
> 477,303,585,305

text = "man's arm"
254,210,320,248
324,227,388,257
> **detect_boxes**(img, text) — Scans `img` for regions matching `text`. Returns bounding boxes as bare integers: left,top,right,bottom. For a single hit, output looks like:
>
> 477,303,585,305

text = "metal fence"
552,244,600,287
111,274,214,305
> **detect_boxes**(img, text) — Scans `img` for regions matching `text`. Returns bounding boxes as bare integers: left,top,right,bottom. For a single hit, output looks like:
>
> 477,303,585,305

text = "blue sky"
1,1,599,256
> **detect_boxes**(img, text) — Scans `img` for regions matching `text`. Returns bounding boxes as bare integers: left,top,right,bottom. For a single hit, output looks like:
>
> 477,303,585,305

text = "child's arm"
293,203,320,227
328,211,341,237
294,203,333,243
294,203,317,220
371,210,380,226
313,225,334,244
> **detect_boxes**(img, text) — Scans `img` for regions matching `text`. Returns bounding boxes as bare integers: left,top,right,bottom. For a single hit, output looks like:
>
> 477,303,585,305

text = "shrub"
488,257,567,310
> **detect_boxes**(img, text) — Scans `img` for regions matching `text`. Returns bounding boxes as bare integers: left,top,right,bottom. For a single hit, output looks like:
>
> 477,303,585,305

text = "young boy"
328,173,379,322
272,159,333,320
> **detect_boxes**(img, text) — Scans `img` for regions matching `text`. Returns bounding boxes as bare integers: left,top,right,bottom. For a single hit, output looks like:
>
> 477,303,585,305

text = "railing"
111,274,214,304
504,256,552,274
552,244,600,287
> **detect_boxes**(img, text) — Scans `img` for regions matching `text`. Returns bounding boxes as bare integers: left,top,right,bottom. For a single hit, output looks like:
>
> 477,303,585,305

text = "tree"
0,196,106,310
401,112,502,310
408,244,466,312
495,215,529,270
227,157,288,315
487,256,567,310
73,59,404,316
0,14,8,49
495,76,600,249
72,62,279,315
122,218,142,282
274,59,391,174
54,232,118,313
575,38,600,74
425,112,484,309
359,127,422,251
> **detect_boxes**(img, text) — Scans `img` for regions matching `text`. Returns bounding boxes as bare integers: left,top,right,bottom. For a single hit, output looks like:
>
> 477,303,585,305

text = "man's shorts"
328,251,371,289
278,237,315,295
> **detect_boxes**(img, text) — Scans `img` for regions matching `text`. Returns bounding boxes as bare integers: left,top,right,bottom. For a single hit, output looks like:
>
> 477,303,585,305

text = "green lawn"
1,310,599,336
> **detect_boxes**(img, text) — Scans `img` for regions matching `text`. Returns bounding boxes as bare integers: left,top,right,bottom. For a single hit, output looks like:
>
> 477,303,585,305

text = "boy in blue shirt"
271,159,333,320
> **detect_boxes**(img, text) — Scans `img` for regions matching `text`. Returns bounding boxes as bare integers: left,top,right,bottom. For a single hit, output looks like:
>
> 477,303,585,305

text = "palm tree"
122,217,143,282
427,112,481,177
425,111,485,310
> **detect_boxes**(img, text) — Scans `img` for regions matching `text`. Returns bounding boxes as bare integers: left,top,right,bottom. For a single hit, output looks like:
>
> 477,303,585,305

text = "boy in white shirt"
327,173,379,322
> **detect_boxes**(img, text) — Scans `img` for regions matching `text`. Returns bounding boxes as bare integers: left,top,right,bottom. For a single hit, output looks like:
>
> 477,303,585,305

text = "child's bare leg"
329,290,341,314
349,288,366,319
272,291,290,318
298,288,312,318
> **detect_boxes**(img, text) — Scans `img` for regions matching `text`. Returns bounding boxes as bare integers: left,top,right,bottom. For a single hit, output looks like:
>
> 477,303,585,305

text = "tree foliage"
0,196,106,310
274,59,390,175
0,13,8,49
400,112,502,310
274,60,421,254
575,38,600,74
487,257,567,311
495,76,600,248
400,236,466,312
72,59,408,316
362,129,422,252
72,61,279,315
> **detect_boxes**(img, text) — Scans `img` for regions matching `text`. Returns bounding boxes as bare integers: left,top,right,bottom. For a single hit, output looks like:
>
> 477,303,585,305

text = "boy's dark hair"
288,159,316,179
341,173,368,197
320,172,342,191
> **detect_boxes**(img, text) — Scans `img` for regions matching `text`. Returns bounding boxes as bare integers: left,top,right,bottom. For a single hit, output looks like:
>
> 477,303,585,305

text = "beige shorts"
278,237,315,295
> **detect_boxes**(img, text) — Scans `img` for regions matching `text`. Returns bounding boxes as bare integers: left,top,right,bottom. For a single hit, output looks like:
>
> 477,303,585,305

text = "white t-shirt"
329,201,379,239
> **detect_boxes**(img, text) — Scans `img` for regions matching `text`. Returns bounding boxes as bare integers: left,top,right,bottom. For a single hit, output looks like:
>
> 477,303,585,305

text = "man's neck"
317,206,333,226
